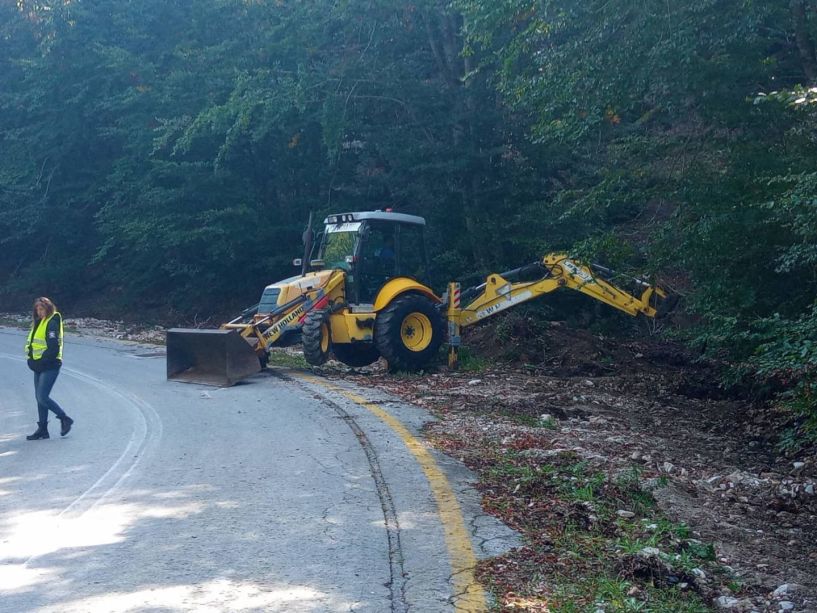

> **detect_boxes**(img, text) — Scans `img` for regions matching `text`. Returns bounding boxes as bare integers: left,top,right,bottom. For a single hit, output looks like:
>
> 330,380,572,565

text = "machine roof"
324,211,426,226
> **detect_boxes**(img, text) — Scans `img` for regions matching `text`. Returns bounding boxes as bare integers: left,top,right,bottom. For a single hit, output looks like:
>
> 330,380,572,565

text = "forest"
1,0,816,447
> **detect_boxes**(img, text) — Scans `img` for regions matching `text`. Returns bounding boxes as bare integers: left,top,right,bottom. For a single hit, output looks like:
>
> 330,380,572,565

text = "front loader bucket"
166,328,261,386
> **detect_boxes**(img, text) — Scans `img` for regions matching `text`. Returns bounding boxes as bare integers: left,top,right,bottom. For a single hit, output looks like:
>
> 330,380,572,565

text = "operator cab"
316,211,429,304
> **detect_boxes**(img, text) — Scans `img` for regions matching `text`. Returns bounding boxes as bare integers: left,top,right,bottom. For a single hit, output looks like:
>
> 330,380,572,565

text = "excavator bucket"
166,328,261,386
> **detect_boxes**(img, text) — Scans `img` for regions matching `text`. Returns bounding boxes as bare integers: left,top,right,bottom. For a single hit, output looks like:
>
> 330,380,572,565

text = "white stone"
779,602,795,611
467,379,481,386
616,510,635,518
773,584,802,598
715,596,740,609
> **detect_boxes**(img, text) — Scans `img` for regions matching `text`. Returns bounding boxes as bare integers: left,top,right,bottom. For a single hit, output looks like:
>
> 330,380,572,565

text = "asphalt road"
0,328,516,612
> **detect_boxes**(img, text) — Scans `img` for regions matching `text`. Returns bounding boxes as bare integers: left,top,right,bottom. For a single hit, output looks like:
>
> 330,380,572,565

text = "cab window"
321,229,358,270
396,223,426,280
358,221,397,302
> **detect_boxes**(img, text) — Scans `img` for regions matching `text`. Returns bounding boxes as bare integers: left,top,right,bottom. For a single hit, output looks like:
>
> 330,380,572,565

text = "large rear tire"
302,309,331,366
332,343,380,368
374,294,445,371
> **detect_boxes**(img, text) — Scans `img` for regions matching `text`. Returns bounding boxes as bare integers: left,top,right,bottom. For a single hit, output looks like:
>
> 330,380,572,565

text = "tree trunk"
792,0,817,83
423,5,487,268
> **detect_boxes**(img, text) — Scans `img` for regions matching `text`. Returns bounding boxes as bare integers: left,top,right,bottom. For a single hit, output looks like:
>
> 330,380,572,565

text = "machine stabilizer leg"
447,282,462,370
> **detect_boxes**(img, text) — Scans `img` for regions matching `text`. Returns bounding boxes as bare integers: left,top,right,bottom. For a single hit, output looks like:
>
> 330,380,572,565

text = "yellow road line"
297,373,486,612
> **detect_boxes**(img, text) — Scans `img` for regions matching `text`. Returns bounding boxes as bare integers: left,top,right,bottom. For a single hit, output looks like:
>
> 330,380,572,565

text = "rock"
519,448,570,459
662,461,674,473
773,584,802,599
692,568,706,580
714,596,741,609
792,462,805,471
631,451,641,460
779,602,794,611
584,379,595,387
805,483,814,495
639,546,661,557
467,379,481,386
617,510,636,519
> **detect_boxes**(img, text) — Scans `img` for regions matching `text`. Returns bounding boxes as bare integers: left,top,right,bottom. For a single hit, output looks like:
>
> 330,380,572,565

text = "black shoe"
59,415,74,437
26,422,49,440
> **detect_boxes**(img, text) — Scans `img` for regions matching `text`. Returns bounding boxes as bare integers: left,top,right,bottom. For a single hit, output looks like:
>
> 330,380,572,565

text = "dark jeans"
34,368,67,424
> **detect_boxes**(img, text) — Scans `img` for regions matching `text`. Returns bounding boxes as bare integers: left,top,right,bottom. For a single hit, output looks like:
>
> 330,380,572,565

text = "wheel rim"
401,313,433,352
320,323,330,353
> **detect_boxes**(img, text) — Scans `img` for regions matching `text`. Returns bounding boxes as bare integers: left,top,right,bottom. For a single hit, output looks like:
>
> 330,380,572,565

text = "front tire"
374,294,445,371
302,309,331,366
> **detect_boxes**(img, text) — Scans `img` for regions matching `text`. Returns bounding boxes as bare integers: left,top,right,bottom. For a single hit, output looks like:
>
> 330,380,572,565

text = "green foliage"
266,350,309,369
454,345,491,372
742,306,817,450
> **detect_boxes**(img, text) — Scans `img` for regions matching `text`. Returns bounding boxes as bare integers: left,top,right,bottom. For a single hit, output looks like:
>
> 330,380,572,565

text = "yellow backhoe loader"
167,210,670,385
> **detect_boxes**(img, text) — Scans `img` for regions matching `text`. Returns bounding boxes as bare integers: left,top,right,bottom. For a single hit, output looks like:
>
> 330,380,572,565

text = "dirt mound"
462,311,719,393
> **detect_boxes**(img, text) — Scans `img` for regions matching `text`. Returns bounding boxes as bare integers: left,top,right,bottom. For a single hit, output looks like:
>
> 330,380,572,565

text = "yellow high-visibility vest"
25,312,63,361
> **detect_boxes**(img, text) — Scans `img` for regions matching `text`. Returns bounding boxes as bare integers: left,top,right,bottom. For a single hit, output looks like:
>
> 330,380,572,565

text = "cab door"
356,221,397,304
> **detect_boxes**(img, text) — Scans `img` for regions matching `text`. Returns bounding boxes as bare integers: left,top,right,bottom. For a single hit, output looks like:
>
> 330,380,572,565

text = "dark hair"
32,297,56,322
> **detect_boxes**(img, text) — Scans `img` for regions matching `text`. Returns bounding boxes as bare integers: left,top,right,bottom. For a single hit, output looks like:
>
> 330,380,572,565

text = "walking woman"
25,297,73,440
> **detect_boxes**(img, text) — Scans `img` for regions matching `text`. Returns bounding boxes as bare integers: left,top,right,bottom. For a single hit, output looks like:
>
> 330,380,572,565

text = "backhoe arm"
541,254,665,318
445,253,667,367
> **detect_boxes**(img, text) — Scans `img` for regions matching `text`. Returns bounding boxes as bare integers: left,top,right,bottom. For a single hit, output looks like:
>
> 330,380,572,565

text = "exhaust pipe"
166,328,261,386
